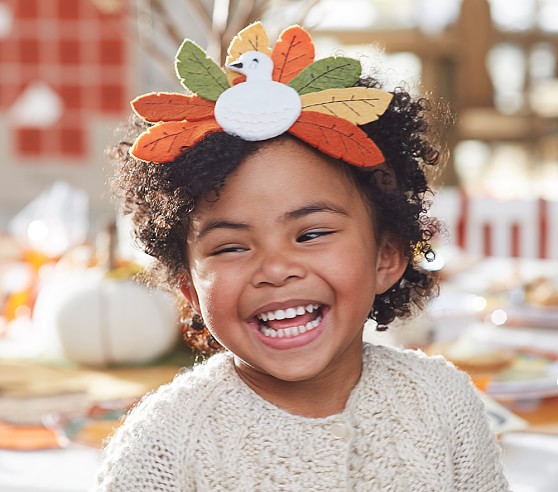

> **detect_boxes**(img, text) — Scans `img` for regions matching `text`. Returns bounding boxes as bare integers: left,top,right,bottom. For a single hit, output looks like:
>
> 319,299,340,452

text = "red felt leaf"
288,111,385,167
131,92,215,123
131,119,223,163
271,26,315,84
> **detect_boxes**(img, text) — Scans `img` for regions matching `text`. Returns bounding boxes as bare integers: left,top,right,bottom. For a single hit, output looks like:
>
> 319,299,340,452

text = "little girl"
96,22,508,491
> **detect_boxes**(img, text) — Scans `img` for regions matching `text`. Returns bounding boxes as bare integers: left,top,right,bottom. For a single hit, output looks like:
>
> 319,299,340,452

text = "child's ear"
179,275,201,315
375,238,408,295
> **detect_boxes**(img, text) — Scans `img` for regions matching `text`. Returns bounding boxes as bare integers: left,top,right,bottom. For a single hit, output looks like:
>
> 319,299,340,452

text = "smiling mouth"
255,304,323,338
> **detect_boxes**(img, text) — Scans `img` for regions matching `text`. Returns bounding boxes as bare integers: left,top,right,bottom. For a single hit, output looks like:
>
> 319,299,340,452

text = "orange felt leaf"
272,25,315,84
288,111,385,167
131,92,215,123
131,119,223,163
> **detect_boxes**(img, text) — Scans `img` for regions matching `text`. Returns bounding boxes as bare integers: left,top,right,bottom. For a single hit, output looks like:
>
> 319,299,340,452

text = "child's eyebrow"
284,201,349,221
195,202,347,240
196,220,251,240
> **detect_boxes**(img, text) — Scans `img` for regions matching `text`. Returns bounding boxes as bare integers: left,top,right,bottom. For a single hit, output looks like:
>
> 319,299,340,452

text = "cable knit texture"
96,343,509,491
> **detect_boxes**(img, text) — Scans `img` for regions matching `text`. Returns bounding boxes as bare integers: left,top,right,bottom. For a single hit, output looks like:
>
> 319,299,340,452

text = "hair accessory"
130,22,393,167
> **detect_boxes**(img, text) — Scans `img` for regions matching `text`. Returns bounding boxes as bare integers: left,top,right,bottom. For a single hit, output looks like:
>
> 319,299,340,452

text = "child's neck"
233,356,363,419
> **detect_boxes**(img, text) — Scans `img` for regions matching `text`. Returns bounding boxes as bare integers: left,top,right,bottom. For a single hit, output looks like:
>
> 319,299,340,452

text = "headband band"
130,22,393,167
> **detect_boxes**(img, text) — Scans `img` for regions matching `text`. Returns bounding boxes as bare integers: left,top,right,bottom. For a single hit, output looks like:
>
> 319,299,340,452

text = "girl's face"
183,138,405,387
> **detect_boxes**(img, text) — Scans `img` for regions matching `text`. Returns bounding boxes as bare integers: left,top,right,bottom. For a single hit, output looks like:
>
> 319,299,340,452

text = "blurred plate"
0,421,66,450
501,433,558,492
503,304,558,329
487,349,558,401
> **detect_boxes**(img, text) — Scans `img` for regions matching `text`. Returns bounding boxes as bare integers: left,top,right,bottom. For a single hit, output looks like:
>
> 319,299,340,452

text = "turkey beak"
227,61,243,73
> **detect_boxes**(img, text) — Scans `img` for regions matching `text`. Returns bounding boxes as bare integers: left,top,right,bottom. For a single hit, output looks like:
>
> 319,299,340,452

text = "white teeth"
257,304,321,322
305,304,319,314
285,308,297,318
259,316,322,339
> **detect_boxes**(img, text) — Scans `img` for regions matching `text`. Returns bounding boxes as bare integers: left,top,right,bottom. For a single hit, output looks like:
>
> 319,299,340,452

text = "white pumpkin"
34,268,179,366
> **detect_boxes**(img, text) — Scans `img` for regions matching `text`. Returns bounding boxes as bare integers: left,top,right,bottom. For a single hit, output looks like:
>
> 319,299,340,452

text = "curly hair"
109,76,445,356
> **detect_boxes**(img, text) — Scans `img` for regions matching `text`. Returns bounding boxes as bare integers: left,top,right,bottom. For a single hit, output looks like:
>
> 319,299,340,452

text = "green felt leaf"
288,57,361,95
175,40,230,101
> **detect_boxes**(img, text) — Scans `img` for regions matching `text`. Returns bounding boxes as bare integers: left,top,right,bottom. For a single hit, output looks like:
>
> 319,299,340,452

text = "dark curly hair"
109,76,445,356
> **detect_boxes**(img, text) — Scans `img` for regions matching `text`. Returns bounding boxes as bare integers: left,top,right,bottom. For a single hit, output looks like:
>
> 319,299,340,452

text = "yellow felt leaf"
225,21,272,85
300,87,393,125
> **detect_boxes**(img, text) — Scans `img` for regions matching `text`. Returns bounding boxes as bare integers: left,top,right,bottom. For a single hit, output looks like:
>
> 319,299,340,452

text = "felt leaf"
288,57,361,95
288,111,385,167
131,93,215,123
225,21,272,86
175,40,229,101
300,87,393,125
131,119,223,163
271,25,314,84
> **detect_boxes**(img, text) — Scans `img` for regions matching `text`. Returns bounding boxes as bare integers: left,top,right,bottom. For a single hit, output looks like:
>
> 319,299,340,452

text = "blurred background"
1,0,558,226
1,1,558,491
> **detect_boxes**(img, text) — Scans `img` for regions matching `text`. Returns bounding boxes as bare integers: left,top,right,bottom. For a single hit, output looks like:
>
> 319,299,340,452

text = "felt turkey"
130,22,393,167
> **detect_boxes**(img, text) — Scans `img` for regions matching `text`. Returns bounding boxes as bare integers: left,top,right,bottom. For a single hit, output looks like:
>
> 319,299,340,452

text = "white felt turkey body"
34,268,179,366
214,51,302,140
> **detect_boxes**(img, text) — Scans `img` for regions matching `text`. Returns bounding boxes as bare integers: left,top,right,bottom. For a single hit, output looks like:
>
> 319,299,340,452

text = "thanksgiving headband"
130,22,393,167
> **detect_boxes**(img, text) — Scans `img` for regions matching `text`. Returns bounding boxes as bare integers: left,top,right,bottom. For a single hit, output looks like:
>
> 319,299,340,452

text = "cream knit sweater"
96,343,509,491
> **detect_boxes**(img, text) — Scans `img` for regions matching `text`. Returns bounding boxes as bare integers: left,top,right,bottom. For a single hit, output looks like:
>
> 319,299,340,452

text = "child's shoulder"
143,350,236,409
362,342,473,391
100,352,236,455
364,340,454,365
360,342,485,425
114,352,236,432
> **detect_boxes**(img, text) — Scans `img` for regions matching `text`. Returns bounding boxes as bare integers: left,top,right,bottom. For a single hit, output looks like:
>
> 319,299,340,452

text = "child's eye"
211,245,247,255
297,230,334,243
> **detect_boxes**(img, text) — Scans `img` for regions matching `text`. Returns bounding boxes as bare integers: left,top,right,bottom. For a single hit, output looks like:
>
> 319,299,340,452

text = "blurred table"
0,341,195,492
430,254,558,492
0,360,188,492
0,444,100,492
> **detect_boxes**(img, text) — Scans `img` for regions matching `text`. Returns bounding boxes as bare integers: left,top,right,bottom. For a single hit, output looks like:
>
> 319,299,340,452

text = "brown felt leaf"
131,119,223,163
300,88,393,125
271,25,314,84
288,111,385,167
131,92,215,123
225,21,272,86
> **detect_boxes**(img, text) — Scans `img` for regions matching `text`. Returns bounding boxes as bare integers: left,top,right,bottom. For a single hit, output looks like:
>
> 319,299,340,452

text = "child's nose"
251,250,306,287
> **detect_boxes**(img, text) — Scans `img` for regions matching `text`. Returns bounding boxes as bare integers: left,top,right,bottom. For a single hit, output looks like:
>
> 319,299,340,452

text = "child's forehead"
223,138,353,192
191,140,368,222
